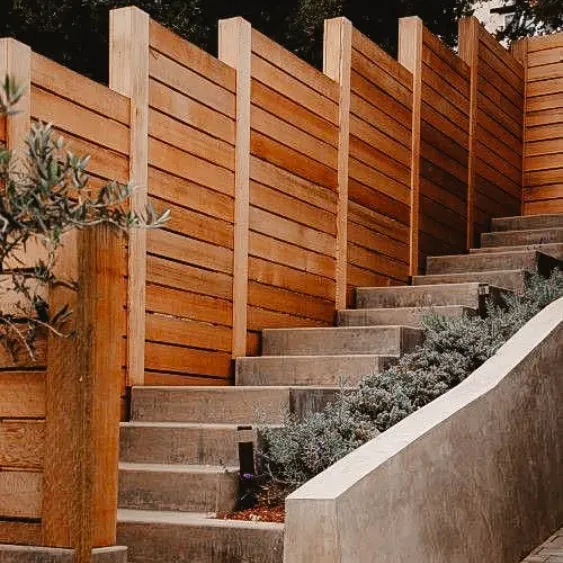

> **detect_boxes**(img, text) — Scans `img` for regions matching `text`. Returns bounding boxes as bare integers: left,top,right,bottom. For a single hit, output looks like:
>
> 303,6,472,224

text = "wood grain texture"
402,17,470,268
0,471,42,519
518,32,563,215
0,39,31,156
0,420,44,469
0,521,42,546
110,6,149,387
399,17,423,276
0,372,45,418
346,25,412,287
219,17,251,360
42,227,123,558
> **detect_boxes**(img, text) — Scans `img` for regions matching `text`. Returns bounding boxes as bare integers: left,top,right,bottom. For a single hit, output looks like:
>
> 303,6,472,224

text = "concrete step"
413,270,530,293
118,509,284,563
120,422,261,466
470,243,563,261
118,463,239,514
426,250,560,276
130,386,343,425
235,355,396,387
355,282,506,310
492,214,563,232
261,326,423,357
337,305,476,328
482,227,563,247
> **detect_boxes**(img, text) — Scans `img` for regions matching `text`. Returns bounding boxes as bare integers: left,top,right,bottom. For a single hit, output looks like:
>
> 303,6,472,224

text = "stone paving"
522,528,563,562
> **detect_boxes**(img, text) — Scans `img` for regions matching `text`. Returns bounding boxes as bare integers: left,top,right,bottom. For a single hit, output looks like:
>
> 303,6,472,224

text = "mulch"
215,504,285,524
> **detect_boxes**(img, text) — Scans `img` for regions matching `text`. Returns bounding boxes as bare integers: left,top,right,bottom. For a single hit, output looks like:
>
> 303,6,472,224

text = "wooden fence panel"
460,18,524,245
419,26,470,266
146,20,236,383
30,52,129,413
517,33,563,215
247,29,340,352
347,28,412,300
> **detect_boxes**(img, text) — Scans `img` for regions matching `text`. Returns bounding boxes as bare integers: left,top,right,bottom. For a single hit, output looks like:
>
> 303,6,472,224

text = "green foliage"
259,270,563,492
498,0,563,43
0,78,168,359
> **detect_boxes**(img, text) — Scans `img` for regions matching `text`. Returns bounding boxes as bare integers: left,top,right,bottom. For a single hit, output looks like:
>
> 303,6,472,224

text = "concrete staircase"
117,213,563,562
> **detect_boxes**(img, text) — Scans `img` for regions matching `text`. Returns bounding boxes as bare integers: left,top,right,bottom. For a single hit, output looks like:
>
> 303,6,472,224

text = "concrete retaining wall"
284,298,563,562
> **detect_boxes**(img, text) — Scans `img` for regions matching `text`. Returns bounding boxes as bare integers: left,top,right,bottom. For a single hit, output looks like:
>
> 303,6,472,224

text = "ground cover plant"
0,78,168,359
259,270,563,496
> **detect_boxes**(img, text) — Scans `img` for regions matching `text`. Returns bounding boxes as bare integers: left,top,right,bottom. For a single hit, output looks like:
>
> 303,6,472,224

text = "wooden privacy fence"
2,7,563,556
513,33,563,214
108,8,529,388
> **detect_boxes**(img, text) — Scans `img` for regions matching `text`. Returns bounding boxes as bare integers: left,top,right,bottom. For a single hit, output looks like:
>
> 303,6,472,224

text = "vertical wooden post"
459,17,480,249
398,17,423,277
109,7,149,386
42,226,123,561
511,38,529,215
0,38,31,155
324,18,352,310
219,18,251,359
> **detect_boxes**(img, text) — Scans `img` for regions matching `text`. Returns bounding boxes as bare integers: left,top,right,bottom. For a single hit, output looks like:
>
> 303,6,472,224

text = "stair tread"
121,421,266,430
118,508,285,529
262,325,419,332
119,462,238,474
485,226,563,236
471,243,563,253
240,354,399,359
132,385,345,392
340,305,476,312
429,249,553,259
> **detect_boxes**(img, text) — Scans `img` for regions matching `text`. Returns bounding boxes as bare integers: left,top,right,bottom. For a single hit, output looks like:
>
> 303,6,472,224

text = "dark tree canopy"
498,0,563,42
1,1,556,83
0,0,474,82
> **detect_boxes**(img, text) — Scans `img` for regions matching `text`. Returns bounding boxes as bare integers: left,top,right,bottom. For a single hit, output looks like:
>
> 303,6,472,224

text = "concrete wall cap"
287,296,563,502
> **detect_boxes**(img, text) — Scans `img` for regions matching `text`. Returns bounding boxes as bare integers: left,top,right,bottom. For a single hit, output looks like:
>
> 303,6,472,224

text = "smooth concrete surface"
355,282,503,310
117,509,284,563
284,297,563,563
0,546,127,563
413,269,530,292
120,422,258,466
482,227,563,247
426,249,560,275
471,243,563,261
262,326,423,357
492,214,563,232
236,355,396,386
337,305,476,327
118,463,239,513
131,386,344,424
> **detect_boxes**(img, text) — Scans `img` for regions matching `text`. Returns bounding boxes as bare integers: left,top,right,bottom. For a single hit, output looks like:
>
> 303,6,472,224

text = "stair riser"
471,243,563,261
120,426,250,466
492,215,563,232
119,469,239,513
117,521,284,563
337,306,476,327
131,388,342,424
426,252,559,276
482,229,563,247
413,271,530,293
235,356,394,387
262,327,422,357
356,285,484,309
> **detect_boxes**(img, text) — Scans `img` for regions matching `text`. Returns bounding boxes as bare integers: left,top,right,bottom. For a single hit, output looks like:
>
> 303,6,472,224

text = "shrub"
259,270,563,493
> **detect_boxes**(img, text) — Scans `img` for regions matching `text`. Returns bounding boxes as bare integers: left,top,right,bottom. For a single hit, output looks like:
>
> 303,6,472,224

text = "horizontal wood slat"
522,32,563,214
